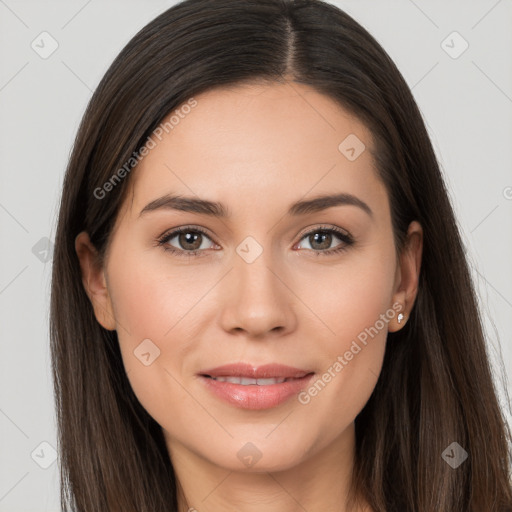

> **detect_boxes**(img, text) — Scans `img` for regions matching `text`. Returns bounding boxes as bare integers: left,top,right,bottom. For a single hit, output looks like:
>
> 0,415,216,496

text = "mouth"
197,363,315,410
199,362,312,379
201,375,300,385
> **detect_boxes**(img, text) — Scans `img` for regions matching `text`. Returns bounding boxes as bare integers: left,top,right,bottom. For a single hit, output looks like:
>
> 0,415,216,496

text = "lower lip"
199,374,315,410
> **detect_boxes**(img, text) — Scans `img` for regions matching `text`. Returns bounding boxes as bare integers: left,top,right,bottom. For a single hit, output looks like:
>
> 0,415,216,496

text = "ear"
74,231,116,331
388,220,423,332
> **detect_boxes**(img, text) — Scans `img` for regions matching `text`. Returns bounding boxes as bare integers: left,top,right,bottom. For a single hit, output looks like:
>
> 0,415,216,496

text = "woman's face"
76,82,421,473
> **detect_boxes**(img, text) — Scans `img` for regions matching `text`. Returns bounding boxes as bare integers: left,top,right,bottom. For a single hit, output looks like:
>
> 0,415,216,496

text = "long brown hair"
50,0,512,510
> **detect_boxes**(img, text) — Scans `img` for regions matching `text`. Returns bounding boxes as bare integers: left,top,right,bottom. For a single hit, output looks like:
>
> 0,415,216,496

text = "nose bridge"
218,232,295,336
234,233,280,296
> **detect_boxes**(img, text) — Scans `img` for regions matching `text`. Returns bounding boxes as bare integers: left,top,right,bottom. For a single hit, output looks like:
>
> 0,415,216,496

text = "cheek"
293,245,395,416
108,249,208,345
106,249,217,409
297,245,396,351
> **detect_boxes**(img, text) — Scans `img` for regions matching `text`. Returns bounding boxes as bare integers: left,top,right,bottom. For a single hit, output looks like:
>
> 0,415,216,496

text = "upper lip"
199,363,313,379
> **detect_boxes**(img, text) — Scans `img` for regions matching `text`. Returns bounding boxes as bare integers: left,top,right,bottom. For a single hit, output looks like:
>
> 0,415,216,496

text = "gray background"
0,0,511,510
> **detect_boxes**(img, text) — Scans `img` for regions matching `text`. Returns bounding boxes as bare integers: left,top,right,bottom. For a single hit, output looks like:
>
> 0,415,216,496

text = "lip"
199,363,312,379
198,363,315,410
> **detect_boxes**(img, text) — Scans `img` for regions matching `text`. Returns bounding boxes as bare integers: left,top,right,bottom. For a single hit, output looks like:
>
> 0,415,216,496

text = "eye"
156,224,355,258
156,226,217,257
295,225,354,256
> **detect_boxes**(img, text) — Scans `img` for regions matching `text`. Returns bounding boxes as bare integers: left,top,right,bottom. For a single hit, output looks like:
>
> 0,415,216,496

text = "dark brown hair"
50,0,512,510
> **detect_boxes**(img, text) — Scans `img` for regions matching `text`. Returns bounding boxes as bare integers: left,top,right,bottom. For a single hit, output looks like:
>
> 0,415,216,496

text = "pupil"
181,232,200,250
312,232,331,250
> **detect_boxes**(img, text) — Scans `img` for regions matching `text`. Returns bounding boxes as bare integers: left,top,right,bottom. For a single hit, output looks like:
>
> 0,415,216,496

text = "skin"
75,81,422,512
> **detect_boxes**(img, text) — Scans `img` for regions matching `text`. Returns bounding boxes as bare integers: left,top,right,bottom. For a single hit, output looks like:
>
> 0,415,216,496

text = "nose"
218,243,297,339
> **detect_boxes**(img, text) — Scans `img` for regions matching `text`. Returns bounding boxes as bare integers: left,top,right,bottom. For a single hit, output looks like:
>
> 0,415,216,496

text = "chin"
199,436,312,473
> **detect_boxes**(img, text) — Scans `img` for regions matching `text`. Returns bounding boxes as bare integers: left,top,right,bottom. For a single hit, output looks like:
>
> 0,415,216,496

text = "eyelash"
155,224,355,258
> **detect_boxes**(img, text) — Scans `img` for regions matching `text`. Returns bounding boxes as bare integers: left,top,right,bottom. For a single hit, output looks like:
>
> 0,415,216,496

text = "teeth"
210,376,288,385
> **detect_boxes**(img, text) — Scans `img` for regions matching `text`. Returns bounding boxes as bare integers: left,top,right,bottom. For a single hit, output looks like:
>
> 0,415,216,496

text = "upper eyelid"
296,223,351,239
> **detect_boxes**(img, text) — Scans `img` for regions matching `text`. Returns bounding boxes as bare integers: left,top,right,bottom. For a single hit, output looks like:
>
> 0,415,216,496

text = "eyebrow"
139,192,373,218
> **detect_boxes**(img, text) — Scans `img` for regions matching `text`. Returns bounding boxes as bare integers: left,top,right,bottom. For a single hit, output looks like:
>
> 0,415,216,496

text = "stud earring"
397,313,404,324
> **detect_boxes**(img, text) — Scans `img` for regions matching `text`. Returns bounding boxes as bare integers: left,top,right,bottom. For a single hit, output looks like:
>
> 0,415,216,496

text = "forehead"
123,81,384,220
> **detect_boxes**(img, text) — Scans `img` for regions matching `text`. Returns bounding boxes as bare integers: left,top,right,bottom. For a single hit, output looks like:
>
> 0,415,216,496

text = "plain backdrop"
0,1,511,510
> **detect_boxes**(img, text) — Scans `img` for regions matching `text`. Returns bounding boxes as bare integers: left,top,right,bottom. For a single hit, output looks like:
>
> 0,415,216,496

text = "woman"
50,0,512,510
